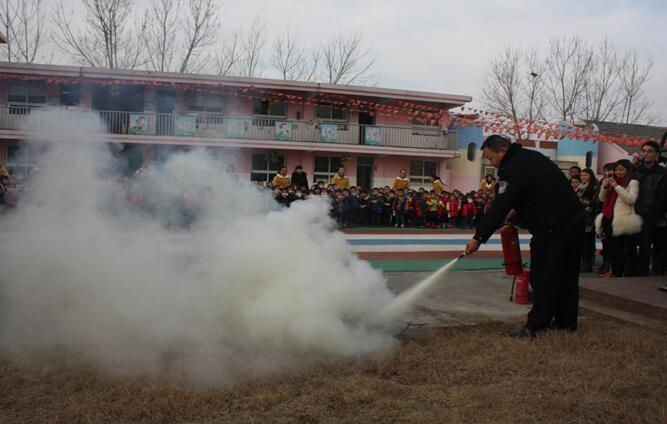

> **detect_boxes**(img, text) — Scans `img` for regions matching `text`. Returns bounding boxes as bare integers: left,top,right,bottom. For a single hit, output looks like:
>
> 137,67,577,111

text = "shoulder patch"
498,180,509,194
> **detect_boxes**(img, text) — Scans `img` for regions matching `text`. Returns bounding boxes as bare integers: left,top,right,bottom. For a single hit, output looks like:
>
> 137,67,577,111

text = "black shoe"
509,326,551,338
659,284,667,293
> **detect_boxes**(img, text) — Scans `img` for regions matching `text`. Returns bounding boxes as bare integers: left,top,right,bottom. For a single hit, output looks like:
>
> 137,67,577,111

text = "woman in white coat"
595,159,642,277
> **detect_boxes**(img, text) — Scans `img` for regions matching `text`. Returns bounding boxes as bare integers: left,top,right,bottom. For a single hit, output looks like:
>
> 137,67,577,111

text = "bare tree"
618,49,656,124
271,29,305,80
142,0,179,72
1,0,18,61
579,38,623,122
215,30,241,76
545,36,594,122
481,47,547,140
178,0,220,73
321,32,376,85
142,0,219,73
53,0,146,69
1,0,48,63
524,47,547,124
237,15,266,77
481,47,522,120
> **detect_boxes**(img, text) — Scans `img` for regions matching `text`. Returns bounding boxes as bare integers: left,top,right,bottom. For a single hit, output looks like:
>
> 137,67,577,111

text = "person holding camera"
595,160,642,278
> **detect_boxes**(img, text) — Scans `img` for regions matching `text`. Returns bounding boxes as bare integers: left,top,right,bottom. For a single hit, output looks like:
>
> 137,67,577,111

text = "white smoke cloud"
0,109,398,385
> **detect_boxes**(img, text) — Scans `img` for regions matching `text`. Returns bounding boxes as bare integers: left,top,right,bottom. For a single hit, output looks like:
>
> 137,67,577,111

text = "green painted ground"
369,256,602,272
368,258,516,272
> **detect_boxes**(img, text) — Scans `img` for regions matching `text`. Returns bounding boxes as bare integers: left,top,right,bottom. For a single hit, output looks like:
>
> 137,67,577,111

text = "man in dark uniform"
464,135,585,337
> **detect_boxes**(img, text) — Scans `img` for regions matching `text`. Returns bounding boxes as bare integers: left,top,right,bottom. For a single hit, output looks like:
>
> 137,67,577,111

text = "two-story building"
0,62,474,190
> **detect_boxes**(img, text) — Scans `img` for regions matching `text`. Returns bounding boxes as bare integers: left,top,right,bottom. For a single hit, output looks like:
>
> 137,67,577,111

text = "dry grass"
1,313,666,423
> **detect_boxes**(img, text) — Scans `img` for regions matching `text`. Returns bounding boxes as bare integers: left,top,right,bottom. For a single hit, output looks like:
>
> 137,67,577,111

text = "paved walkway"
385,271,667,329
385,270,529,328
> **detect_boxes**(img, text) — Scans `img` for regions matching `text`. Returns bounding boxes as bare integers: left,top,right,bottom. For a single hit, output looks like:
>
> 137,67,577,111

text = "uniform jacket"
474,143,584,243
432,179,446,193
331,174,350,189
594,180,642,236
392,177,410,191
272,174,291,188
633,163,667,218
291,171,309,189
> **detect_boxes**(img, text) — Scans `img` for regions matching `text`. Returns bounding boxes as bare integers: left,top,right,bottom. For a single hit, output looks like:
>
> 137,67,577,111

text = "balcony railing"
0,106,459,151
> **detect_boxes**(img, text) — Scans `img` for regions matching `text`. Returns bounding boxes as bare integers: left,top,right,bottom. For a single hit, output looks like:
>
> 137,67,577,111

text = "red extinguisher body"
514,271,531,304
500,225,523,276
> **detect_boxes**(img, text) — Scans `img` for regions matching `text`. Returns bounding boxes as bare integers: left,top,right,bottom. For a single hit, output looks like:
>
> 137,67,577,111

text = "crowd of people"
264,166,497,230
2,140,665,283
569,140,667,280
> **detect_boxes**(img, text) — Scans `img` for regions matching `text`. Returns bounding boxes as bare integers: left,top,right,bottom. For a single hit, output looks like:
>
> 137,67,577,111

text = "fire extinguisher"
512,270,531,304
500,224,523,276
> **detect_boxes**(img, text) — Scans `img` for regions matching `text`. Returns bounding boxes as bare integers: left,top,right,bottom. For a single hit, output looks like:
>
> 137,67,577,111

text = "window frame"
316,102,348,122
409,159,437,187
250,152,285,182
313,156,343,184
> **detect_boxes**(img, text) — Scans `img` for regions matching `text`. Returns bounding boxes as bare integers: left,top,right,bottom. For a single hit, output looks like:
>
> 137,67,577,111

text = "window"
250,152,284,182
410,160,437,187
585,151,593,168
186,93,223,114
313,156,343,183
7,81,47,105
252,99,287,117
7,81,47,113
467,142,477,161
411,117,440,137
60,84,80,106
6,144,40,178
316,103,348,122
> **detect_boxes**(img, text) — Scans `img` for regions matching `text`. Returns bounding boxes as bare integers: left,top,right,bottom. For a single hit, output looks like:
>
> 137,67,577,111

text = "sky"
210,0,667,125
66,0,667,125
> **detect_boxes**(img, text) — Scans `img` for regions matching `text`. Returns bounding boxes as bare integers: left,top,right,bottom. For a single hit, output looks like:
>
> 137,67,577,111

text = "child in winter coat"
461,197,477,229
393,191,407,227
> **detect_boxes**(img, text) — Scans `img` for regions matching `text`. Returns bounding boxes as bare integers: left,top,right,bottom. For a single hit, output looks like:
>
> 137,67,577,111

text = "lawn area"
1,312,665,423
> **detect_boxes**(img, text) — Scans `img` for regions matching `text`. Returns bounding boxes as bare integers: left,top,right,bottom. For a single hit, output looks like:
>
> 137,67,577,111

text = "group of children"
267,182,495,229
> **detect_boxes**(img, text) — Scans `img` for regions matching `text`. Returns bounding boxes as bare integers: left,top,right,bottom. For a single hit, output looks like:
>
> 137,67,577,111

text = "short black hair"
295,165,303,170
481,134,511,152
569,165,581,172
641,140,660,153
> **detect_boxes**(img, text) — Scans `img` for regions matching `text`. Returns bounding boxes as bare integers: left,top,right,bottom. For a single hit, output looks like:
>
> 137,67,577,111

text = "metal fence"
0,107,459,151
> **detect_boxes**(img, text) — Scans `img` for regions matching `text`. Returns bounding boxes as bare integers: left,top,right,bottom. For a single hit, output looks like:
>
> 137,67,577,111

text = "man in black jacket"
291,165,309,191
465,135,585,337
633,140,667,276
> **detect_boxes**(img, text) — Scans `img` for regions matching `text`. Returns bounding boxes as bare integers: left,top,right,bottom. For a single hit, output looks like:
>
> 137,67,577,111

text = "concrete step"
579,300,665,329
579,275,667,325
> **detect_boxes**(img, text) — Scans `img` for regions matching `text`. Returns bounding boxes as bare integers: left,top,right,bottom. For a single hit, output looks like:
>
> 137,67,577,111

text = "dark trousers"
581,231,596,265
602,216,637,277
610,235,635,277
527,220,584,331
653,226,667,274
636,214,657,275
